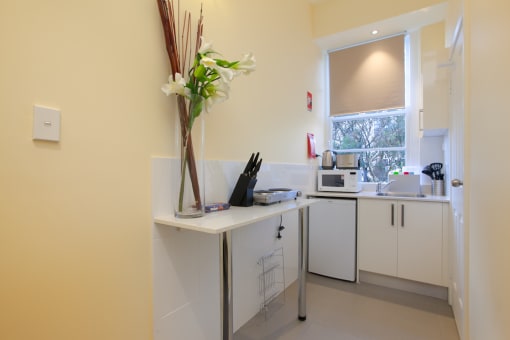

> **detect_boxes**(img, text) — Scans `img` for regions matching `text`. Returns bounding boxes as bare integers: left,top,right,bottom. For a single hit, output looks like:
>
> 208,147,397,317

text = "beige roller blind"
329,34,405,116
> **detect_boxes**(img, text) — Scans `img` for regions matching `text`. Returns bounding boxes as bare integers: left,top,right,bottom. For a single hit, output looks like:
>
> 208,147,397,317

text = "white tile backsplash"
153,158,316,213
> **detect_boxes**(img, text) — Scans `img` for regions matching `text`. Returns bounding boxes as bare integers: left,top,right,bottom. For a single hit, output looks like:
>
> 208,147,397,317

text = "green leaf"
194,64,206,80
215,59,238,68
215,59,229,67
189,96,204,129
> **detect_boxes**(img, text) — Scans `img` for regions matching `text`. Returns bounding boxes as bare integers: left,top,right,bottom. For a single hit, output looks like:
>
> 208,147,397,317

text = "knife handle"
243,153,255,174
252,159,262,178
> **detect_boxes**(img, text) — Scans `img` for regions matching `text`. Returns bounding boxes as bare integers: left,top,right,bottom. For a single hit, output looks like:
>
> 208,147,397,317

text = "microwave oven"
317,169,362,193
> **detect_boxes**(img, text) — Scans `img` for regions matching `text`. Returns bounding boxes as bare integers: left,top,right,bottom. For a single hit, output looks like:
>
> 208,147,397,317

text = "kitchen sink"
376,192,426,198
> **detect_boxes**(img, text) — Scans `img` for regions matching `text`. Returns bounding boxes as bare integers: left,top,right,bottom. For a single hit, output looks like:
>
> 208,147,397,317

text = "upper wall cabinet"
445,0,463,49
420,21,449,137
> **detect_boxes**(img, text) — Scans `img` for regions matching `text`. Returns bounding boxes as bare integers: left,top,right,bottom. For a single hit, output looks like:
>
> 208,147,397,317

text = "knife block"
229,174,257,207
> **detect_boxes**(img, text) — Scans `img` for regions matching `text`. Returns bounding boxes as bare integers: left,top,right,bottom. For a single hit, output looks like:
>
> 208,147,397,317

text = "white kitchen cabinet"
358,199,445,286
420,21,449,136
445,0,462,49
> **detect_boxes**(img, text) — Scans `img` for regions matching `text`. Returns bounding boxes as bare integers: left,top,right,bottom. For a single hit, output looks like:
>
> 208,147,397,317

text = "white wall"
420,136,447,189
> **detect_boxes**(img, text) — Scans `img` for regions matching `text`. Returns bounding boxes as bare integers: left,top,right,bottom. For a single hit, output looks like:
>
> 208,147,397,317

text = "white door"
449,22,468,339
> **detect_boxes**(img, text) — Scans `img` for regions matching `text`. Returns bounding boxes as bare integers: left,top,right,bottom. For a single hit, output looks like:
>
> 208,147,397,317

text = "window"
331,109,406,182
328,34,412,182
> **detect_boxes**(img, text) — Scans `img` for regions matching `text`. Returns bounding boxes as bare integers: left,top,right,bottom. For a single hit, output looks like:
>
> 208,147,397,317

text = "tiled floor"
235,273,460,340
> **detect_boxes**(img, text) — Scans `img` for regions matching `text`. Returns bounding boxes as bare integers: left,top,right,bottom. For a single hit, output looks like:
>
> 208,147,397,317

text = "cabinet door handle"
391,203,395,226
401,204,405,227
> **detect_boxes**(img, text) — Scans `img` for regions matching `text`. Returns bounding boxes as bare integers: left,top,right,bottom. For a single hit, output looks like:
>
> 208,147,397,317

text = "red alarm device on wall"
307,133,316,159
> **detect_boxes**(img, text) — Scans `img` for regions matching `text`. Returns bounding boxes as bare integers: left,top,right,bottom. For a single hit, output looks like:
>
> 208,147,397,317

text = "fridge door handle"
391,203,395,226
401,204,405,227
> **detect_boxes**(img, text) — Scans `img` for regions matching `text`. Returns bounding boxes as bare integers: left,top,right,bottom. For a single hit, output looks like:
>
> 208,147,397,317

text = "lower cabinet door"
397,201,443,285
358,199,398,277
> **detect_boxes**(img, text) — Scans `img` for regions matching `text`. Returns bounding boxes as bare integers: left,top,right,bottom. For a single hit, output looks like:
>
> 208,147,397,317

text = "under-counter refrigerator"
308,198,356,282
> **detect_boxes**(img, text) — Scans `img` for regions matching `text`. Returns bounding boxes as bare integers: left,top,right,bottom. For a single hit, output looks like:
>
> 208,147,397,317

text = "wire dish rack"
258,247,285,318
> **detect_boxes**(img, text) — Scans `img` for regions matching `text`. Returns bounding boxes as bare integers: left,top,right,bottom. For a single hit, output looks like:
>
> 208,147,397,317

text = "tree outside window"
331,109,406,182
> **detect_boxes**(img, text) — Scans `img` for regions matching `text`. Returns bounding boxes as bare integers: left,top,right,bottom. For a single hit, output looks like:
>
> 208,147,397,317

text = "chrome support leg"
220,230,233,340
298,207,308,320
220,207,307,339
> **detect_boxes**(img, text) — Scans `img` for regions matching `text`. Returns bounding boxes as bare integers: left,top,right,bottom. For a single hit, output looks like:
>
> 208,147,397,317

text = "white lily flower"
217,66,235,83
200,56,217,68
161,73,189,97
198,37,214,55
200,57,234,82
205,80,230,112
233,52,256,75
160,35,255,116
205,94,227,112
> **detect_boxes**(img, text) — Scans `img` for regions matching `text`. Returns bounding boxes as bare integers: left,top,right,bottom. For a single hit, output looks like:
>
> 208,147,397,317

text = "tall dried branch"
157,0,203,209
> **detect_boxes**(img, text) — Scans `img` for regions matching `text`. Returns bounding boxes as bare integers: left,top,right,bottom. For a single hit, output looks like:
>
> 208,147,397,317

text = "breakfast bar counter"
154,198,319,340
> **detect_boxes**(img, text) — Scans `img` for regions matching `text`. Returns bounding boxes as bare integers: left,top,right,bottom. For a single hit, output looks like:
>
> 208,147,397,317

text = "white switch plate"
33,105,61,142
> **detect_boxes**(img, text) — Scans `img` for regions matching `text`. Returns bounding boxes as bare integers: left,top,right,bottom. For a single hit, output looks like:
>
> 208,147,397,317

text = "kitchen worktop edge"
154,198,320,234
306,191,450,203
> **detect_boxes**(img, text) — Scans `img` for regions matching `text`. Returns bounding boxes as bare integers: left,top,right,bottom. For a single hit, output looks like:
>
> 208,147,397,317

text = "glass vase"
173,96,205,218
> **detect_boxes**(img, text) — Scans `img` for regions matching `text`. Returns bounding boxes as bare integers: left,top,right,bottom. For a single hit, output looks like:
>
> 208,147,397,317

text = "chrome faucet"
376,180,396,193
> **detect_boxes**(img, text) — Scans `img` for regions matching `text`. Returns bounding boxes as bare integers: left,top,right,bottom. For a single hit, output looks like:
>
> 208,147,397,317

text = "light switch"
33,105,61,142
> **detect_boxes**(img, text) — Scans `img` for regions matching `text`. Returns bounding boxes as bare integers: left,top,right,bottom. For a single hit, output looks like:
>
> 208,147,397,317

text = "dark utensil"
430,162,443,180
430,162,442,172
422,165,433,179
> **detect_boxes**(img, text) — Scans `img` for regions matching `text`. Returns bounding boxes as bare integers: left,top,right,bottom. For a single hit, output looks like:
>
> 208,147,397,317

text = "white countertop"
307,191,450,203
154,198,319,234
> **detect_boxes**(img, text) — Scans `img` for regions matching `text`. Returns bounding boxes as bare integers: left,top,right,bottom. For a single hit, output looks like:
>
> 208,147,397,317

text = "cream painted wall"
0,1,324,339
202,1,326,162
0,1,170,339
466,0,510,338
311,0,445,38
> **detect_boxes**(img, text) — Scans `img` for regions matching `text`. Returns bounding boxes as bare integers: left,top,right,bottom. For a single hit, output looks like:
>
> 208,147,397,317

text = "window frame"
326,31,421,174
